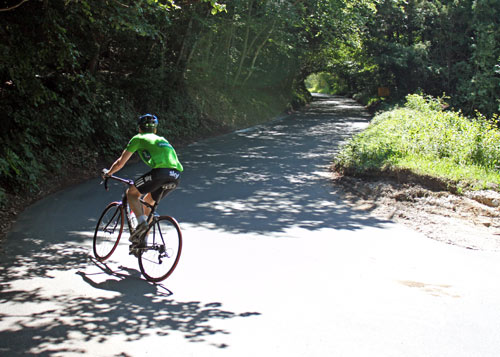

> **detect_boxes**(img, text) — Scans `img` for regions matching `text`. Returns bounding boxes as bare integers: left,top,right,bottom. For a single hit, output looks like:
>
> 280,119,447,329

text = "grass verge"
333,94,500,193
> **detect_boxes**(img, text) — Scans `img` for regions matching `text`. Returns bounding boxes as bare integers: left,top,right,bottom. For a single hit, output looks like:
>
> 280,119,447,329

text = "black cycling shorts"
134,168,181,202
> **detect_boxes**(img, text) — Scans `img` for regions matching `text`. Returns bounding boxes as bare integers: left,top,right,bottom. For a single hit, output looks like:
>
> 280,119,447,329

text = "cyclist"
102,114,183,246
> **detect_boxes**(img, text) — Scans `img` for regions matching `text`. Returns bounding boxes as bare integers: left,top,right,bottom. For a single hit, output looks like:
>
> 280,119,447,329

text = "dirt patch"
333,172,500,252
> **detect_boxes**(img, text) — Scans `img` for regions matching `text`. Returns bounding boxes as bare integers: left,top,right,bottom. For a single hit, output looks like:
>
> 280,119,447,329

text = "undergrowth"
334,94,500,192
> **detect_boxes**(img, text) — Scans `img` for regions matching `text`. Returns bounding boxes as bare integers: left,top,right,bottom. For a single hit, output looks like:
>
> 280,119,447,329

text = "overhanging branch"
0,0,30,12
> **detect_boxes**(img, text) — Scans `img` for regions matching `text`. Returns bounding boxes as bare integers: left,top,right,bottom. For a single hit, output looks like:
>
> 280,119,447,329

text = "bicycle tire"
138,216,182,282
93,202,124,261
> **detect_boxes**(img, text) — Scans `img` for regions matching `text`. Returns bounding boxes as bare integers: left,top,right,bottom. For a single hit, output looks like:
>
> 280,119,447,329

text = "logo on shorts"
135,175,152,187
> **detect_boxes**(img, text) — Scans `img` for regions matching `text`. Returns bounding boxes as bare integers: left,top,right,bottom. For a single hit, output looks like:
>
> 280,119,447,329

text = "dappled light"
0,234,260,355
172,95,375,234
2,0,499,352
1,95,379,355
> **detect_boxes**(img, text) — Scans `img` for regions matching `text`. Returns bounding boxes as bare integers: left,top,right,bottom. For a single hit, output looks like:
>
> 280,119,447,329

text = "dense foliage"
334,94,500,190
1,0,363,205
1,0,498,206
315,0,500,118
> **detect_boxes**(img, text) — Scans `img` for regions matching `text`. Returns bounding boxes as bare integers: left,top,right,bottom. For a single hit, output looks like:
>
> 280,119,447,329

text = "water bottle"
129,207,138,230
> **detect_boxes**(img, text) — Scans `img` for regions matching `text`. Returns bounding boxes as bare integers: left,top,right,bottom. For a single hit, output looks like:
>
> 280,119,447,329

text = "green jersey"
126,133,183,172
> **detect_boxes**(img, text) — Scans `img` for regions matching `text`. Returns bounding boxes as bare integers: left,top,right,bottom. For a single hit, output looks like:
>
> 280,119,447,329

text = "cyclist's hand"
102,168,110,179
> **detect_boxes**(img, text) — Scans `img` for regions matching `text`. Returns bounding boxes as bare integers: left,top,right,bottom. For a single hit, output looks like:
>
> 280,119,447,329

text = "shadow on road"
171,94,379,234
1,94,382,355
0,246,259,355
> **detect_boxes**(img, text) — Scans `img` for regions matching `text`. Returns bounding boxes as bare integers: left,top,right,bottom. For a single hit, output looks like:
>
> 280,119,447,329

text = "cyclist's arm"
106,149,133,176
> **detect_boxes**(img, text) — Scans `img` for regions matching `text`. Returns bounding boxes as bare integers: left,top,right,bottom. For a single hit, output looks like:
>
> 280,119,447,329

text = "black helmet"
137,114,158,132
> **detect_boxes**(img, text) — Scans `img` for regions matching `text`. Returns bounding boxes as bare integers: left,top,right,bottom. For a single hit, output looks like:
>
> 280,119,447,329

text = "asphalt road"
1,95,500,356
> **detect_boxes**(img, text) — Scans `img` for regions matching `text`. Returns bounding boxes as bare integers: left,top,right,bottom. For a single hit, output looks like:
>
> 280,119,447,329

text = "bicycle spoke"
138,216,182,282
93,203,124,261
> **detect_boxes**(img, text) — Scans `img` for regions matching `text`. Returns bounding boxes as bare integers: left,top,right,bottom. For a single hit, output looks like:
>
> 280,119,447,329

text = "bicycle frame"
103,175,174,253
95,174,182,281
104,209,122,234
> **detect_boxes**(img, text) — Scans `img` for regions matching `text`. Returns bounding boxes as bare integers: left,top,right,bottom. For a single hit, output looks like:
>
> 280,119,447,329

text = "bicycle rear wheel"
138,216,182,282
93,202,124,261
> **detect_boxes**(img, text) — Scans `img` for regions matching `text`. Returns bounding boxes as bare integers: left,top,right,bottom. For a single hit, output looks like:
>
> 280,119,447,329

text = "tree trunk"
233,0,254,86
243,21,276,85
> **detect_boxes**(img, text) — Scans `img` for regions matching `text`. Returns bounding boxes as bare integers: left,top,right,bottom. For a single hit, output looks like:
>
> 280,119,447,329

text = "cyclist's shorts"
134,168,181,202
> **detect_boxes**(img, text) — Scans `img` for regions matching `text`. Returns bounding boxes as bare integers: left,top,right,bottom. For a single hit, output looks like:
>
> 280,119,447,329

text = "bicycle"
92,174,182,282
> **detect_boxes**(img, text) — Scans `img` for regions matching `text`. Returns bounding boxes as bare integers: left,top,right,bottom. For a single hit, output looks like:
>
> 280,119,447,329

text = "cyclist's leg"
142,168,181,206
143,192,155,219
142,171,180,243
131,169,160,221
126,185,144,219
133,169,181,259
129,170,167,247
128,187,149,247
150,168,181,203
133,168,181,219
128,172,154,245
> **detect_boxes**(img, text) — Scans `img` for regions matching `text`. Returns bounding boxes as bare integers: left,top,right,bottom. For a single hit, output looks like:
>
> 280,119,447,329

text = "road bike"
92,174,182,282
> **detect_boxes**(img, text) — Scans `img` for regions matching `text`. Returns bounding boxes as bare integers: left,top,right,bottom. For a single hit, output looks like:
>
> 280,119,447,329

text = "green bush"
335,94,500,190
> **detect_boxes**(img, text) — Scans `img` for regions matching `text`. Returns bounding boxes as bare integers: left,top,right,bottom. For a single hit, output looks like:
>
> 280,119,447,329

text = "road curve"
1,94,500,356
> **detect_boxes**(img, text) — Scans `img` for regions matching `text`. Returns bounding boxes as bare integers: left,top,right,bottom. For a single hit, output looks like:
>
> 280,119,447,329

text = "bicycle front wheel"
93,202,124,261
138,216,182,282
